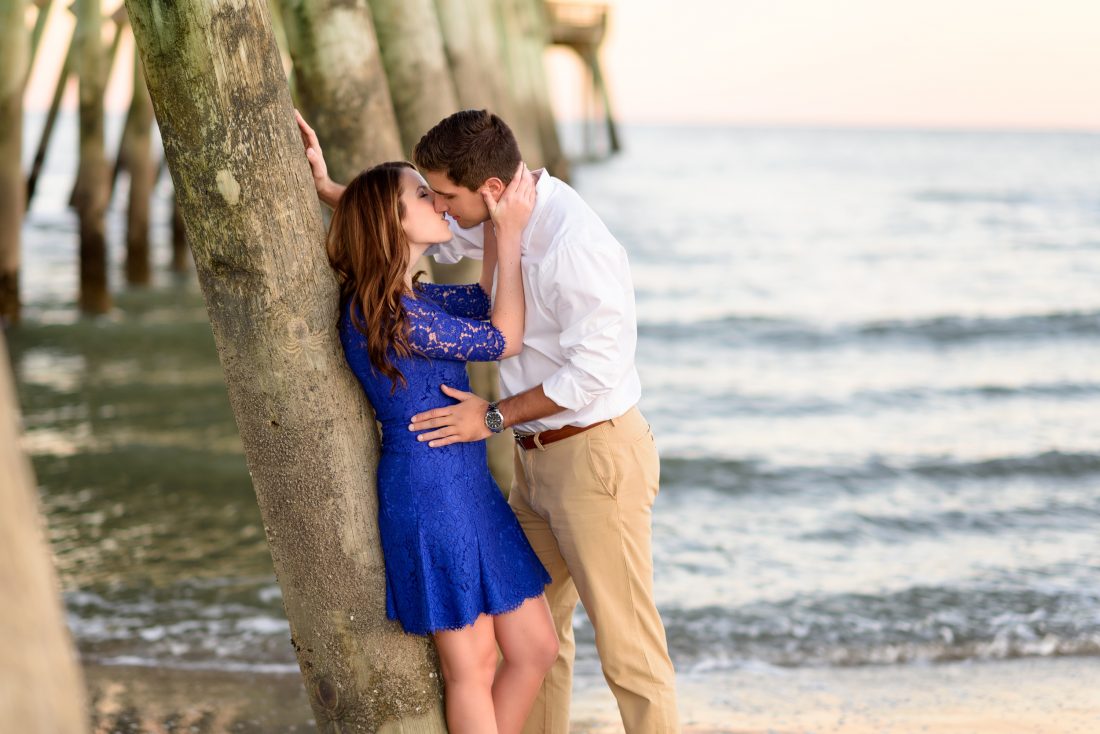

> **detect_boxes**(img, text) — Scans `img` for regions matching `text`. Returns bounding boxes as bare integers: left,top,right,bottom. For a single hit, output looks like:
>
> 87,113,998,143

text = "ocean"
10,116,1100,689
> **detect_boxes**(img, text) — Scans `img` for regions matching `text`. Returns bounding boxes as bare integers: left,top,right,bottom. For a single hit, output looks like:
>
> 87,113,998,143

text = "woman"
327,160,557,733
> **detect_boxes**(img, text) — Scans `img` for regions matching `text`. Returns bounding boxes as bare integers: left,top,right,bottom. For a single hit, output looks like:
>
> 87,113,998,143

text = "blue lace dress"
339,282,551,635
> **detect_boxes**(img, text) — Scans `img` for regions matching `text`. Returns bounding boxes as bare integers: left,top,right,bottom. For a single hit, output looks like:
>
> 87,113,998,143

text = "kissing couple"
297,108,680,734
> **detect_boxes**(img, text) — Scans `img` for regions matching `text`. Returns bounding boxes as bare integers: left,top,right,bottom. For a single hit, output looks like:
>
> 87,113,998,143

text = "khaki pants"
509,407,680,734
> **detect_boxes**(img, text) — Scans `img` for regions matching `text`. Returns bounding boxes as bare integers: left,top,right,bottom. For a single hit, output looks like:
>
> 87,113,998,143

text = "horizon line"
20,107,1100,137
555,116,1100,136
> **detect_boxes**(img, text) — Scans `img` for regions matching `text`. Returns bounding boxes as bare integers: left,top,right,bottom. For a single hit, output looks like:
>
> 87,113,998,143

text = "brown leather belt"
514,420,610,450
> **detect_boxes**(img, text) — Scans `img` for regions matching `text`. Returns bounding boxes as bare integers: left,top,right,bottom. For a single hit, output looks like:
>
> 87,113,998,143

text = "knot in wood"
288,317,309,341
314,676,343,715
280,315,326,356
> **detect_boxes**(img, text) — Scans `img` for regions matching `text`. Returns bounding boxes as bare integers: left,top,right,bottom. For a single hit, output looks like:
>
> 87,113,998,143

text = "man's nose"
432,196,448,213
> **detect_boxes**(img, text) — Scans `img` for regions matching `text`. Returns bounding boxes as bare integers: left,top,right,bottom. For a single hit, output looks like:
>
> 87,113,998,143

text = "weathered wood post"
515,0,567,179
1,0,28,326
25,34,73,204
0,333,90,733
462,0,528,139
68,6,129,209
170,192,188,272
363,0,465,283
580,43,620,155
461,0,544,169
107,12,142,200
543,1,620,159
366,0,460,155
124,48,154,285
29,0,54,60
265,0,294,90
124,0,447,728
434,0,497,110
492,0,547,169
73,0,110,314
278,0,404,181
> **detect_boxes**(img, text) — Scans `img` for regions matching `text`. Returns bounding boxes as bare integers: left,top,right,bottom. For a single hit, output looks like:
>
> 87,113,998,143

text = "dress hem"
389,581,550,637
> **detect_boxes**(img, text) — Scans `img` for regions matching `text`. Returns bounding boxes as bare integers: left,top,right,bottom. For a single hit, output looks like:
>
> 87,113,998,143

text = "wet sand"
83,656,1100,733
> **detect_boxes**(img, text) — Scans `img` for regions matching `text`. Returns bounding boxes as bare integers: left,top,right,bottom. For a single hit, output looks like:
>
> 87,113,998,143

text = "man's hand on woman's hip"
409,385,492,447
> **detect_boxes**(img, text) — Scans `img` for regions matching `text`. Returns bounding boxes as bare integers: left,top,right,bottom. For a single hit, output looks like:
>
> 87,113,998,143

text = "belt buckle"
513,430,543,451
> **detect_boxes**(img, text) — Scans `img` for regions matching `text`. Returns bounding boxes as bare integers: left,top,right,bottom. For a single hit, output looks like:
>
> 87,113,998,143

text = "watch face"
486,408,504,433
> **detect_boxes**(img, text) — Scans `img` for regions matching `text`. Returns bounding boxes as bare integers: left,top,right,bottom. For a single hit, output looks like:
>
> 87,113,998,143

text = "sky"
547,0,1100,130
24,0,1100,131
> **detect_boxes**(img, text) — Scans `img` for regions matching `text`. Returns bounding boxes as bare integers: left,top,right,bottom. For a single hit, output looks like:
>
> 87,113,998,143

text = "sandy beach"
83,656,1100,733
573,657,1100,733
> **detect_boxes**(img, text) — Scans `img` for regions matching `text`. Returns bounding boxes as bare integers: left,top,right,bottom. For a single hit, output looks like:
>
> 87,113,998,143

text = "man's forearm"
499,384,565,429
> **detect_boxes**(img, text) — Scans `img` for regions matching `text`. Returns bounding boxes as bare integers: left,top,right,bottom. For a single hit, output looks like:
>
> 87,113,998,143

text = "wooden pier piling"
68,7,128,209
74,0,110,314
517,0,568,177
278,0,404,181
170,193,188,273
9,0,596,318
493,0,546,168
124,49,153,285
547,1,620,157
434,0,498,111
1,0,29,326
25,30,72,204
367,0,461,155
29,0,54,63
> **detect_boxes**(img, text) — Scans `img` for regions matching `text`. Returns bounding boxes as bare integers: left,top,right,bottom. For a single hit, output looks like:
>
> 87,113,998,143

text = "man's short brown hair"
413,109,522,191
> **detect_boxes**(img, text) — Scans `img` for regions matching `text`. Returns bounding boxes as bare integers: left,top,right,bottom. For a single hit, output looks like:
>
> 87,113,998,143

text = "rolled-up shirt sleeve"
426,218,485,263
540,241,636,411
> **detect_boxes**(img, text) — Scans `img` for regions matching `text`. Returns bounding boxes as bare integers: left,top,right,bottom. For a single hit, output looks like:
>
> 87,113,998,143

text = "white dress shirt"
428,171,641,433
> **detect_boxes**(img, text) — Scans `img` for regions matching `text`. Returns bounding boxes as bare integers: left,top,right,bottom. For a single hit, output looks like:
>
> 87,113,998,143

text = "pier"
546,1,621,158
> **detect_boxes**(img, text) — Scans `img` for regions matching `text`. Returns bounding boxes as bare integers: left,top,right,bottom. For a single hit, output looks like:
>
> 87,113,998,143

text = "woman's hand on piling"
295,109,331,192
481,162,535,241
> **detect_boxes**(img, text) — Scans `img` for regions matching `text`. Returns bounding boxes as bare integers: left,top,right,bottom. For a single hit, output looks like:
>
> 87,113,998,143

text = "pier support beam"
367,0,460,155
547,1,621,159
26,16,73,205
124,0,449,726
278,0,404,181
0,333,91,732
0,0,28,325
74,0,110,314
124,50,154,285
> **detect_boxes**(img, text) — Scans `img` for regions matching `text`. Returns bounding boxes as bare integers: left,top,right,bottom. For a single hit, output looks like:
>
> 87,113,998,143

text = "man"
297,108,680,734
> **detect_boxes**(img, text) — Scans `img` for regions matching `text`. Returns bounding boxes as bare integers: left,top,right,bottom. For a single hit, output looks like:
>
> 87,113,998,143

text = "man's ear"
481,177,506,199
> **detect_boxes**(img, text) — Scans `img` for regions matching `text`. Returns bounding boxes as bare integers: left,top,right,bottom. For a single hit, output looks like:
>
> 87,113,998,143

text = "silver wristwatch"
485,402,505,434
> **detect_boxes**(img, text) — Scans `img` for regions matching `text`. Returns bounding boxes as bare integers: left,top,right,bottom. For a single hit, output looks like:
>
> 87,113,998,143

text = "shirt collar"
522,168,553,251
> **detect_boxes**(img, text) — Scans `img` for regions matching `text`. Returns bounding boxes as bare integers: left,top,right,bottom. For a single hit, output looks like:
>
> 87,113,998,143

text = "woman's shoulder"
341,292,421,318
402,289,440,315
409,281,439,302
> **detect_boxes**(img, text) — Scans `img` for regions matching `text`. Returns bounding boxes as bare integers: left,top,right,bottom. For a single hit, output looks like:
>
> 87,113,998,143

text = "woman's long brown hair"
326,161,421,390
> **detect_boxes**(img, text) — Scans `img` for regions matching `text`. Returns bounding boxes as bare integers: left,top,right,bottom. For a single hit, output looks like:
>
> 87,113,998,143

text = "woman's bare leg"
492,595,559,734
433,614,500,734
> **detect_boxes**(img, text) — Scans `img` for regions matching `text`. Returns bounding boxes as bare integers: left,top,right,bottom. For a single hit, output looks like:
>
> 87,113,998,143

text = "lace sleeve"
405,296,505,362
415,282,492,319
